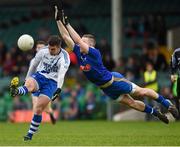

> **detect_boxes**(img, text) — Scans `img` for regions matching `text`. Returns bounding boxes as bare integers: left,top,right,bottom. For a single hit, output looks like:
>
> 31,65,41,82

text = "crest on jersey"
80,64,91,72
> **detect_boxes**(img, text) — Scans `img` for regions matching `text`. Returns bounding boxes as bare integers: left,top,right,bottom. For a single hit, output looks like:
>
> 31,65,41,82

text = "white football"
17,34,34,51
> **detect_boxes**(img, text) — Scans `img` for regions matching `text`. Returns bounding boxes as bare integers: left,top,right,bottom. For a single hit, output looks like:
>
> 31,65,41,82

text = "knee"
121,95,136,108
34,105,43,115
137,88,150,97
128,100,136,108
25,78,37,92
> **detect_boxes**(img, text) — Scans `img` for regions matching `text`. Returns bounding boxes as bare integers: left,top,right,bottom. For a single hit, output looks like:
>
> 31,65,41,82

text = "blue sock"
156,94,171,109
143,105,158,116
17,86,28,95
27,114,42,139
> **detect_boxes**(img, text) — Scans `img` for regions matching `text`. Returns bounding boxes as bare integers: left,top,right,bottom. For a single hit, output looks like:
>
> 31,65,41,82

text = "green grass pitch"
0,121,180,146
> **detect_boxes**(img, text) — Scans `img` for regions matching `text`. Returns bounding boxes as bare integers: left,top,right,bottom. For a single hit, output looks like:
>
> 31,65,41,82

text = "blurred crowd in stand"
0,14,174,121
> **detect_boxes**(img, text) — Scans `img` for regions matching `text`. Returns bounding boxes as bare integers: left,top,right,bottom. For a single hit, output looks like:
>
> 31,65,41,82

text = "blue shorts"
101,72,133,100
31,72,57,99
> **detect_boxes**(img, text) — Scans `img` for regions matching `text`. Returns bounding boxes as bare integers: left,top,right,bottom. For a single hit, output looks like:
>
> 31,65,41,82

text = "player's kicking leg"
119,94,169,124
131,84,179,119
10,77,37,97
10,77,20,97
10,76,43,141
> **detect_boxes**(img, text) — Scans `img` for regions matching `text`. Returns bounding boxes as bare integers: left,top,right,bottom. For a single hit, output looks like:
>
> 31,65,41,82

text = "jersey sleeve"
34,49,44,62
88,47,101,58
57,53,70,88
25,50,43,79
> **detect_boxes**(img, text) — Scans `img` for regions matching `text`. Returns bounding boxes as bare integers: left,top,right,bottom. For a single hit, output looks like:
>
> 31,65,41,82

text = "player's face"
82,37,95,47
48,45,60,55
36,44,45,52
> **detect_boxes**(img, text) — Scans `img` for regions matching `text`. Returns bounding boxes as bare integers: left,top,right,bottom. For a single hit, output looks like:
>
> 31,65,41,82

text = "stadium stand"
0,0,179,121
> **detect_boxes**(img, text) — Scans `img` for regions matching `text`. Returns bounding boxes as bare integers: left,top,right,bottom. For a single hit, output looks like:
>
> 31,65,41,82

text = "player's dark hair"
83,34,96,46
36,40,46,45
48,35,62,47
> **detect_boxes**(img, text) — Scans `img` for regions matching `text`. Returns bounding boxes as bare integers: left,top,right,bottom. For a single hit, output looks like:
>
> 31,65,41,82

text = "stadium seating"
123,0,180,14
0,0,178,121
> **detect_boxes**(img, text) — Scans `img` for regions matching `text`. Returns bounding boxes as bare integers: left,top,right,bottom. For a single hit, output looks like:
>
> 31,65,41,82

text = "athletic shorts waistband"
99,76,129,89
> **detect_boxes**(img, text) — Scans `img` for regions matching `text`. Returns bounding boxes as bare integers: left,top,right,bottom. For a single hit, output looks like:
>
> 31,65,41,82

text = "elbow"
72,36,81,44
77,38,83,45
76,38,82,44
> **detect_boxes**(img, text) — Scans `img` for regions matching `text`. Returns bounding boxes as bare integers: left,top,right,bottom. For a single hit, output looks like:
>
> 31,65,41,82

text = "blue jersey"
73,44,112,86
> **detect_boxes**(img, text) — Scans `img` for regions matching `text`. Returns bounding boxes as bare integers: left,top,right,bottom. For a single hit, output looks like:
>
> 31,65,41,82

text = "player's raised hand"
62,11,69,25
54,5,68,25
54,5,62,21
52,88,61,101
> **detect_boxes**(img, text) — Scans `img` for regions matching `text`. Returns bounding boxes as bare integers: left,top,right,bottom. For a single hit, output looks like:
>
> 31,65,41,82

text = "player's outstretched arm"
55,5,89,53
66,23,89,54
61,12,89,54
57,20,75,50
55,6,74,51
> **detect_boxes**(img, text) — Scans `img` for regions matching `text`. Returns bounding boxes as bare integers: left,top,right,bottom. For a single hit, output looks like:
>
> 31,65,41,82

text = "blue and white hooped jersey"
26,46,70,88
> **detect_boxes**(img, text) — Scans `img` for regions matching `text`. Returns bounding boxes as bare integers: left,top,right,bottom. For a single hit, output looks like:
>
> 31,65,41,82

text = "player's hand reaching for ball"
52,88,61,101
54,5,62,21
62,10,69,25
54,4,69,25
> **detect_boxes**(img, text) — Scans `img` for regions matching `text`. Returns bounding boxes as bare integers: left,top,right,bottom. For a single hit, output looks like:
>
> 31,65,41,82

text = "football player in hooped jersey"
55,6,179,124
10,35,70,141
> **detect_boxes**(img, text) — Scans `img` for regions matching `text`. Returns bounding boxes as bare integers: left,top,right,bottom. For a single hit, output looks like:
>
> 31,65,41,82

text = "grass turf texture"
0,121,180,146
